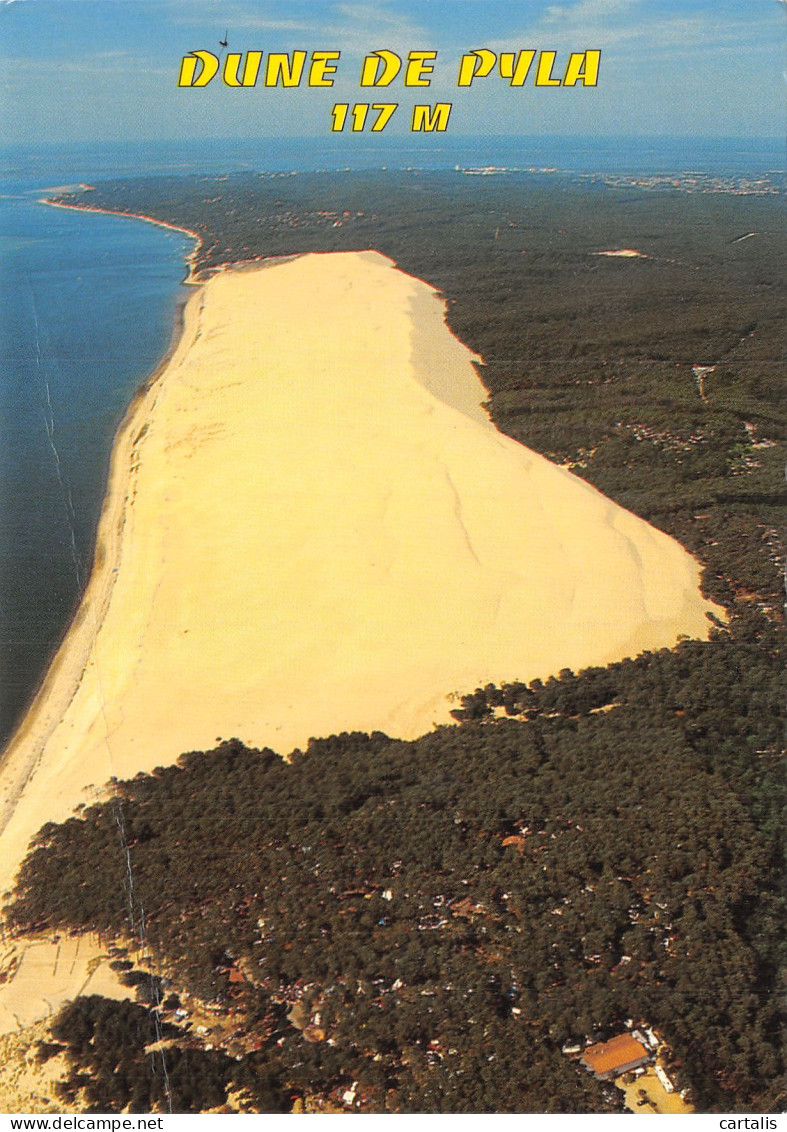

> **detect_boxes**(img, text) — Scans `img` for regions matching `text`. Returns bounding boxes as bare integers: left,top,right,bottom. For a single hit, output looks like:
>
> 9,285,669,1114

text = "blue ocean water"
0,136,782,746
0,166,194,744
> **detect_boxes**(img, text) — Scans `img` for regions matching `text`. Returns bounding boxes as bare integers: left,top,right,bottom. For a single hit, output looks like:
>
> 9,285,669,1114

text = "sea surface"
0,135,782,747
0,162,194,744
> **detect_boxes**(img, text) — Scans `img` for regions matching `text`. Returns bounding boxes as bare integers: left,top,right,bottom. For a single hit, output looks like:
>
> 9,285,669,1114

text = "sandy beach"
0,249,722,898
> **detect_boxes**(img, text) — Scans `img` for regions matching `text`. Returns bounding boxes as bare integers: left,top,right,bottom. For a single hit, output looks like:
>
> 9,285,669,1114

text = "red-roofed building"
581,1033,650,1080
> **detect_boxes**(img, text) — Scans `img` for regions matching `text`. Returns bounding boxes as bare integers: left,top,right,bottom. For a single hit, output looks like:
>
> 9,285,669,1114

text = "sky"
0,0,784,145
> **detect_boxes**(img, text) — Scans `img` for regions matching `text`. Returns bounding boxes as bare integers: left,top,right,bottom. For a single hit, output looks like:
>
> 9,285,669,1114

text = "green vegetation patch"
8,631,784,1112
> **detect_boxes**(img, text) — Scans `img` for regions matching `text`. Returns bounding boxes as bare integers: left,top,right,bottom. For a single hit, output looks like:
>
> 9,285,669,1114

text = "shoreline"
1,200,212,767
0,284,205,842
0,274,199,751
41,197,204,284
0,250,723,899
0,248,471,796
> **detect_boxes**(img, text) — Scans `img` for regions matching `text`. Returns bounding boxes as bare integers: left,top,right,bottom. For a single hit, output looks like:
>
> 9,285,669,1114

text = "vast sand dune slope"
0,250,720,894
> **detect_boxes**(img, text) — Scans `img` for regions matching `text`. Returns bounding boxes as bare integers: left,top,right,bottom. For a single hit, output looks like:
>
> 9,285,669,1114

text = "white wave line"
29,286,83,590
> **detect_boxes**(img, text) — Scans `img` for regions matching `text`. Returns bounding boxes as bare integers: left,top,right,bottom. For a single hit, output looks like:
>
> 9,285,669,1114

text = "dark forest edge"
8,170,783,1113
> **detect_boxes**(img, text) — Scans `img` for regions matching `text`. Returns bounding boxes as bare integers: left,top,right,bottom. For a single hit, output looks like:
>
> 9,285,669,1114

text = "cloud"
487,0,781,58
543,0,639,22
226,18,314,31
3,55,169,77
168,7,312,33
321,1,430,53
167,0,428,54
333,0,423,29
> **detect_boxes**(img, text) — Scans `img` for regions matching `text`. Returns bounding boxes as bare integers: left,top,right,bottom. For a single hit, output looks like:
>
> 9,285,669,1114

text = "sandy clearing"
0,249,721,897
0,1020,77,1114
617,1067,695,1114
593,248,647,258
0,934,130,1036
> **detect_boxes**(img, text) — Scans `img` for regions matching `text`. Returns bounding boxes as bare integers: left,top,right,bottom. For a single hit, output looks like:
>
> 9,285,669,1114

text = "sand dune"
0,250,721,896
